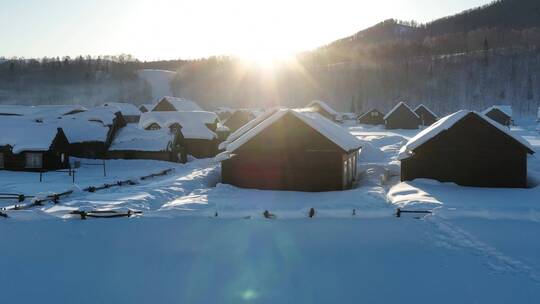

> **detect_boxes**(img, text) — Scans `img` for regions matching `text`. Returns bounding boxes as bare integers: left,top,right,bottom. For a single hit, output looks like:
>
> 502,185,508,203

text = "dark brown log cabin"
400,111,534,188
483,107,512,126
414,104,438,126
384,102,421,129
0,128,70,172
358,109,385,125
221,110,362,192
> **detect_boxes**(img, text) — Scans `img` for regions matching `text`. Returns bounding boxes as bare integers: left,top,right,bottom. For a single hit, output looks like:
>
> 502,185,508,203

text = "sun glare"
235,45,297,69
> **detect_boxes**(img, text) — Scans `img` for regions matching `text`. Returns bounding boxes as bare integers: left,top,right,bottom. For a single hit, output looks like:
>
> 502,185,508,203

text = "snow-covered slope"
137,69,177,102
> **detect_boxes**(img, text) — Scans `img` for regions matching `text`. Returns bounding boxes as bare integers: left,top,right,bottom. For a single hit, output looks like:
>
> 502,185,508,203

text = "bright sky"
0,0,492,61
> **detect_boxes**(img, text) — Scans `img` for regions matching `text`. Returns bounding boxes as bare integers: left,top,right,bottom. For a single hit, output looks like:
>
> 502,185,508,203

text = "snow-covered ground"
1,121,540,303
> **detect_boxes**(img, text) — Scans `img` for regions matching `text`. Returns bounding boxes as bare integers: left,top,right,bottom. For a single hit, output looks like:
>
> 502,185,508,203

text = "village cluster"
0,97,533,193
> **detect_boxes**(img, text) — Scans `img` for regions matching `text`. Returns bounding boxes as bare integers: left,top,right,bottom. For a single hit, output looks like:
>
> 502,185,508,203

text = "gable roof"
109,125,172,152
358,109,384,119
305,100,340,117
398,110,534,160
384,102,419,120
482,105,512,117
218,107,282,150
101,102,141,116
139,111,218,140
225,109,362,153
158,96,203,111
0,117,66,153
414,104,438,119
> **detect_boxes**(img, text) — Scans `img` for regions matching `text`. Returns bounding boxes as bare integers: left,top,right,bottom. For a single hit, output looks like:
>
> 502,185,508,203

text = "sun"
236,47,295,69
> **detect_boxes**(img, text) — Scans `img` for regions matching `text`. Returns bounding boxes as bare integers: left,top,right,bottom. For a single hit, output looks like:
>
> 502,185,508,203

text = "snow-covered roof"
101,103,141,116
398,110,534,160
0,104,87,118
109,125,172,152
219,108,282,150
384,102,419,120
482,105,512,117
139,111,217,140
67,107,121,126
50,117,109,143
225,109,362,153
0,117,64,153
305,100,340,117
414,104,438,118
159,96,203,111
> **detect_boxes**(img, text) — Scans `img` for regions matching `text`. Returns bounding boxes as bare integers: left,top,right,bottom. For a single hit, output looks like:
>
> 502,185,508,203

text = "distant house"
305,100,342,122
101,102,142,123
139,104,154,113
0,118,70,171
399,110,534,188
64,107,127,158
152,96,204,112
358,109,385,125
414,104,438,126
139,111,219,158
384,102,421,129
223,110,256,133
221,109,362,192
482,105,512,126
107,125,186,163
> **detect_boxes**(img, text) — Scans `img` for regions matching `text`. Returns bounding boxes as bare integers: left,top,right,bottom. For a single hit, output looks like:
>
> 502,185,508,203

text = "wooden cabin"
221,109,362,192
152,96,203,112
305,100,342,122
223,110,256,133
482,105,512,126
139,111,220,158
384,102,421,129
63,108,127,158
101,103,142,123
414,104,438,126
0,118,70,172
358,109,385,125
399,111,534,188
107,125,186,163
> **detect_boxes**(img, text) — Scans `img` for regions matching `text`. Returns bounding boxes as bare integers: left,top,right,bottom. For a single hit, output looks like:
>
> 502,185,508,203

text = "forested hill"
1,0,540,116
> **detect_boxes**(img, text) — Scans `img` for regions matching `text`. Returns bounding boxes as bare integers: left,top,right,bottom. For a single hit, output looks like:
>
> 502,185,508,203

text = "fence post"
39,171,42,182
103,160,106,177
72,170,76,183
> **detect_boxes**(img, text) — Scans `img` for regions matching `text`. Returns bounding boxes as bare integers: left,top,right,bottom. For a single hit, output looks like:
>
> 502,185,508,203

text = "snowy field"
1,120,540,303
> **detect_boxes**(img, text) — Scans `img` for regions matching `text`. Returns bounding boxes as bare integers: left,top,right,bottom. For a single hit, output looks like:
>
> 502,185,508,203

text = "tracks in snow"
427,216,540,282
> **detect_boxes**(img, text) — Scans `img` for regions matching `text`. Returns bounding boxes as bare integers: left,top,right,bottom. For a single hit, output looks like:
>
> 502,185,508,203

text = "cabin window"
25,152,43,169
0,153,4,168
61,153,66,163
146,123,161,130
